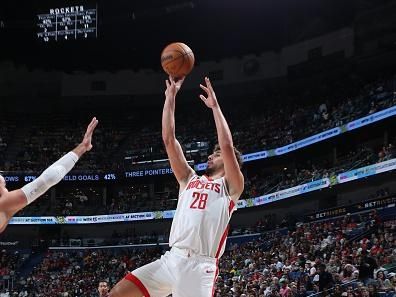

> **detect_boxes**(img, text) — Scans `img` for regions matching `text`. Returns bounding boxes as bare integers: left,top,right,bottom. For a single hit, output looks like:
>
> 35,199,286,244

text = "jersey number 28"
190,192,208,209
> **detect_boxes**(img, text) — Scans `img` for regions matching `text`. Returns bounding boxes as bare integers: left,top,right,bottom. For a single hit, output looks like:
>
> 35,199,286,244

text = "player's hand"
165,76,185,98
199,77,218,109
81,117,99,152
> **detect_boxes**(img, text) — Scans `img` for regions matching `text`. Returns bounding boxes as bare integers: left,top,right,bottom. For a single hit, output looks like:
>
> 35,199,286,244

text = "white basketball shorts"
124,246,219,297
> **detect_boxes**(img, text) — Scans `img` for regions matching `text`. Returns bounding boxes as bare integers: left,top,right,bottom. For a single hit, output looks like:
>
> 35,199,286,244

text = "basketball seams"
175,43,188,55
175,42,193,68
162,52,193,76
175,55,185,76
162,49,185,67
174,44,189,75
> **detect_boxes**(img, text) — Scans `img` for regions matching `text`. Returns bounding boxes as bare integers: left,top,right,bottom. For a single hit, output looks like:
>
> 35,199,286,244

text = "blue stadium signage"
9,157,396,225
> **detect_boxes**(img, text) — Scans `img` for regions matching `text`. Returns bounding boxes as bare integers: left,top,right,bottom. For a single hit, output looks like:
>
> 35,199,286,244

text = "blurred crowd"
1,209,395,297
243,141,395,201
215,211,396,297
0,76,394,173
15,138,395,217
0,250,27,279
2,248,162,297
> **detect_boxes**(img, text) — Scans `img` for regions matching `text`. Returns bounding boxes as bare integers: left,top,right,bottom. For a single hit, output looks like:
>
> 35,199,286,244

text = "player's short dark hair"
213,144,243,169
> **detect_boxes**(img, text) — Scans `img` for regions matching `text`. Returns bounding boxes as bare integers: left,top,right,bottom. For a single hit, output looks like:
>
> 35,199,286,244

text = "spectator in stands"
279,278,292,297
375,270,386,291
367,283,379,297
358,250,378,284
318,263,334,292
341,264,356,283
98,280,110,297
333,284,343,297
388,272,396,286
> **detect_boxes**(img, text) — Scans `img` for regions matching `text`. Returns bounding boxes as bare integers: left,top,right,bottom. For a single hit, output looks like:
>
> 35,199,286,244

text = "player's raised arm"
162,76,195,189
199,77,244,201
0,117,98,233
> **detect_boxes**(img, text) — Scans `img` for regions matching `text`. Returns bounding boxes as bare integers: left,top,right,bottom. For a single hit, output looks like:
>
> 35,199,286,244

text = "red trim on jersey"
124,273,151,297
215,225,229,259
211,260,219,297
228,200,235,215
215,200,234,259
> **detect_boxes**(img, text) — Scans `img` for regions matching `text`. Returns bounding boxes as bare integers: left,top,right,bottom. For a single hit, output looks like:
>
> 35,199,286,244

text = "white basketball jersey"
169,174,237,258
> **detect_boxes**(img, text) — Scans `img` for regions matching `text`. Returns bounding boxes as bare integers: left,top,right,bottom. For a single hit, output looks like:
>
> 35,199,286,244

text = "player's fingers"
86,118,95,133
87,118,98,134
206,77,215,93
165,80,170,88
178,76,185,84
205,77,212,87
91,118,98,130
199,94,207,102
199,84,209,93
89,117,97,129
91,117,98,127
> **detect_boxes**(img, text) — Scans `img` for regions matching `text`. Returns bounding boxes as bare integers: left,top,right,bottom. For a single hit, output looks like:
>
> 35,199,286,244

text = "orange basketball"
161,42,195,78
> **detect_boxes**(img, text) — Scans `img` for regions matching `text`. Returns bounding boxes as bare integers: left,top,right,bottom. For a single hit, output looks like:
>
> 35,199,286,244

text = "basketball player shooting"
0,117,98,233
108,76,244,297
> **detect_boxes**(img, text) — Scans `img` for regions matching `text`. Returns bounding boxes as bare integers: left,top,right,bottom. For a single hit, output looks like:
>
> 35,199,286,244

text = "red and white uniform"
170,174,236,258
125,174,237,297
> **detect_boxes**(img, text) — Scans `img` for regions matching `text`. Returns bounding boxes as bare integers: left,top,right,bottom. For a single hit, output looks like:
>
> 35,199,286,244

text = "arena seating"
14,140,395,216
1,76,394,173
3,206,395,297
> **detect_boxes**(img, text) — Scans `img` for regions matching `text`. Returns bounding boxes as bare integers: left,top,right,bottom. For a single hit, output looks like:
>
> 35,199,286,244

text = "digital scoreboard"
37,5,97,42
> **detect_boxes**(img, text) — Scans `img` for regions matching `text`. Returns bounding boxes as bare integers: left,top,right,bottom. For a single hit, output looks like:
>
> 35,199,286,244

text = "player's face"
206,150,223,175
98,282,109,294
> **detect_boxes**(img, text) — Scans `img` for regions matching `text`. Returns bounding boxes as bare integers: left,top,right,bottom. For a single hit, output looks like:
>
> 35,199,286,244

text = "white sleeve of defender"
21,152,79,204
